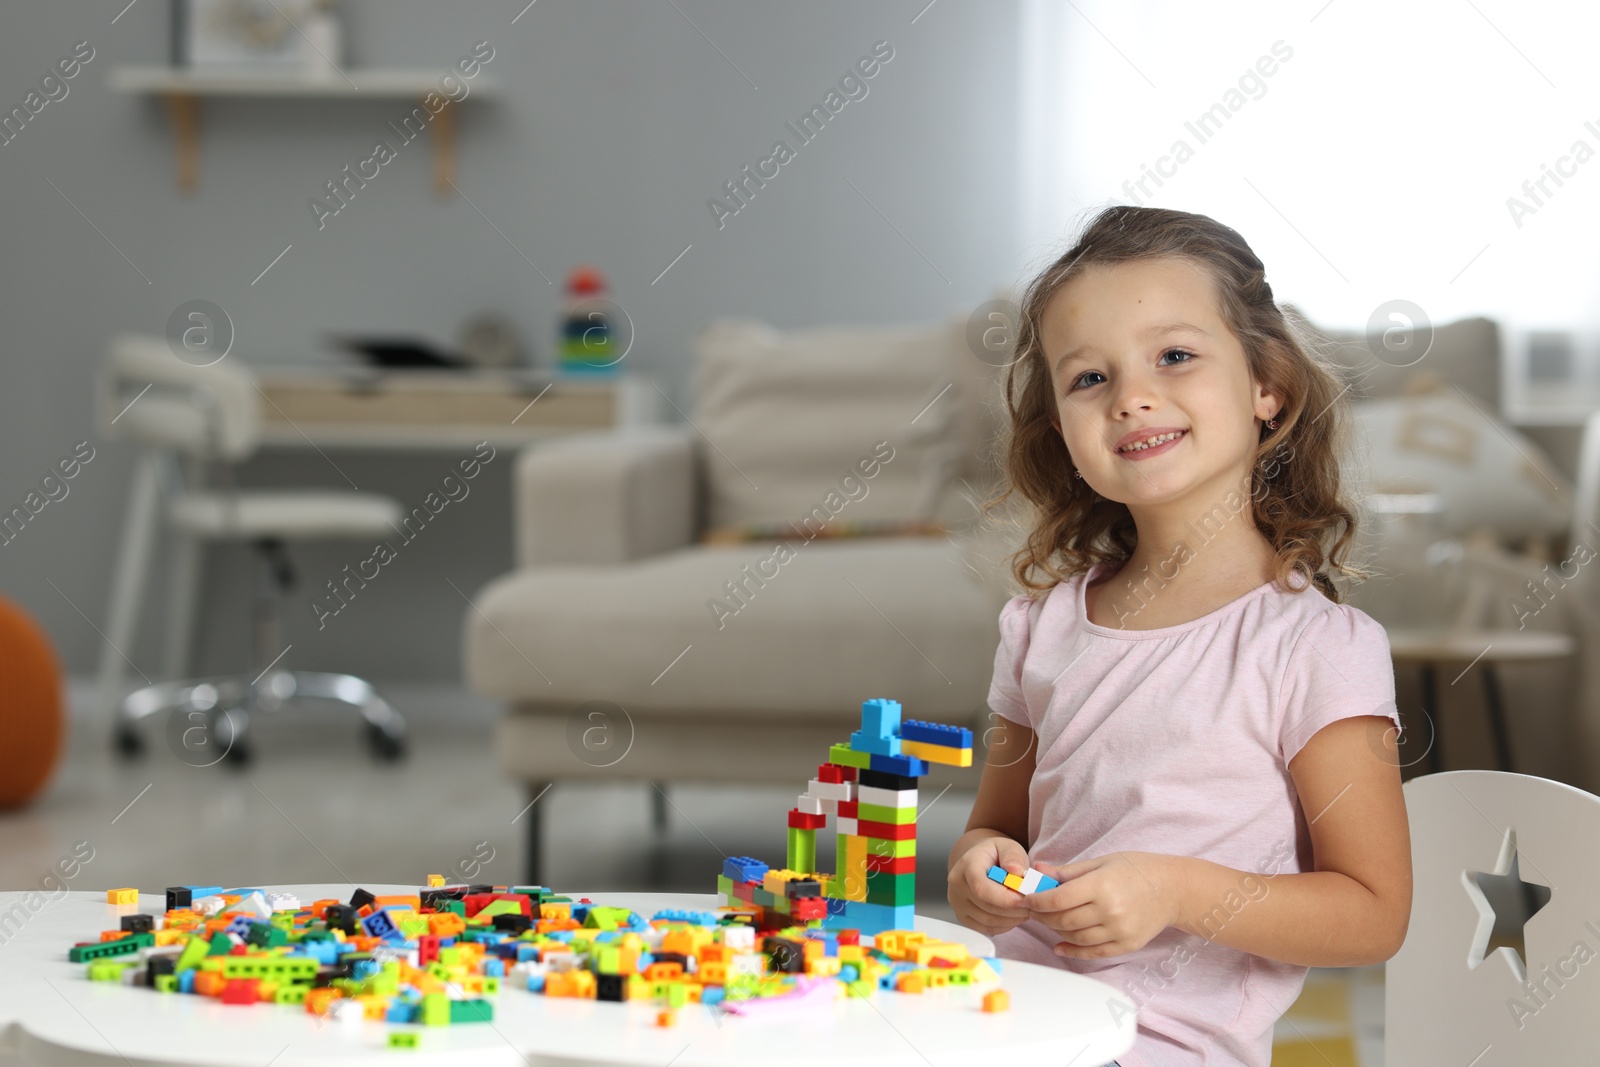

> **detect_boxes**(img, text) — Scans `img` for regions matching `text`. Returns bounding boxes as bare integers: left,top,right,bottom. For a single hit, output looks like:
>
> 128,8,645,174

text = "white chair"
96,335,409,764
1383,408,1600,774
1387,770,1596,1064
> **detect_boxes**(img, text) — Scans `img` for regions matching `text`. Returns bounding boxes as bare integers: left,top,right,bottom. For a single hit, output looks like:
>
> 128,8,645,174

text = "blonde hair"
987,205,1366,602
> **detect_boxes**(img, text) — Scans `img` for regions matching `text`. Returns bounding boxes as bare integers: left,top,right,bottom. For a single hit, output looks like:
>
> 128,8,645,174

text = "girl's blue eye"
1068,349,1194,391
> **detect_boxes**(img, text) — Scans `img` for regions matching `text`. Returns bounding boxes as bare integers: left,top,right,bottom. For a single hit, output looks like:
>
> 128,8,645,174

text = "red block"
837,929,860,946
838,800,858,819
818,764,844,784
418,934,440,966
221,978,260,1005
788,809,827,830
858,819,916,840
462,893,532,918
865,853,916,875
228,944,248,955
790,897,827,921
839,766,857,782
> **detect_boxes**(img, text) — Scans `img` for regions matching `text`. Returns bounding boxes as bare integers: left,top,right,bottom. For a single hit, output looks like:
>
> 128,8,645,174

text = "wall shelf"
108,66,497,195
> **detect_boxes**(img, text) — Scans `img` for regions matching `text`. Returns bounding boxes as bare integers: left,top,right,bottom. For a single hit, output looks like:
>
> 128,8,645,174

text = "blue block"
386,1001,415,1022
723,856,769,884
986,866,1008,886
485,958,505,978
838,900,915,936
1036,873,1061,892
858,698,902,740
527,974,545,992
185,885,224,899
901,720,973,749
701,986,725,1006
360,907,402,941
849,729,901,756
868,752,928,778
178,969,196,993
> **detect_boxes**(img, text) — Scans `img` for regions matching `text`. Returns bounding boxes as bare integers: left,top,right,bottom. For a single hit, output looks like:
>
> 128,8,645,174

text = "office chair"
96,334,408,765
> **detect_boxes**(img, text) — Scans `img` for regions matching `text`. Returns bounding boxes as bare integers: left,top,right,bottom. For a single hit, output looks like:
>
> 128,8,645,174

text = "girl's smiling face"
1041,256,1280,508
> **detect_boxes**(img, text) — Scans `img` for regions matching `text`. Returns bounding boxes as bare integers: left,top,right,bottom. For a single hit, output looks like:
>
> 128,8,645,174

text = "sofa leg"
523,781,550,886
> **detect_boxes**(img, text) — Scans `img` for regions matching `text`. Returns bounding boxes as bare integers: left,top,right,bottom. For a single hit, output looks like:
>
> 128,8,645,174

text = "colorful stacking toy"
718,697,975,935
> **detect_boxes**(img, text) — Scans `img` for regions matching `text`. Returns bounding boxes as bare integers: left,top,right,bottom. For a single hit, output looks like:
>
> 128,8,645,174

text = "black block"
121,914,155,933
165,887,191,912
348,888,376,910
596,974,625,1002
858,769,917,791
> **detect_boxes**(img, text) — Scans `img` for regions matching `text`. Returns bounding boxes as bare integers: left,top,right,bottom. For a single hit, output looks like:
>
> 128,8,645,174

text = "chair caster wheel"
366,723,406,762
113,727,145,759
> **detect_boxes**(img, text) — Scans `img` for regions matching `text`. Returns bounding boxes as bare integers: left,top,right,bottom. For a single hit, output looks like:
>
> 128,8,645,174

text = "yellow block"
106,888,138,905
426,874,446,887
843,836,868,902
899,739,972,767
1003,873,1023,890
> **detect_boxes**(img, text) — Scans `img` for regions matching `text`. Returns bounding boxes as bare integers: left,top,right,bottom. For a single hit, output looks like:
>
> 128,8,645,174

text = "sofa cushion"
1293,310,1502,412
1349,391,1571,539
464,537,1007,717
691,316,999,533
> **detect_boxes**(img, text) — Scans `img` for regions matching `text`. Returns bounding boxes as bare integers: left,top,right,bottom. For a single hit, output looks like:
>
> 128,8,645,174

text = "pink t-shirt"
987,560,1401,1067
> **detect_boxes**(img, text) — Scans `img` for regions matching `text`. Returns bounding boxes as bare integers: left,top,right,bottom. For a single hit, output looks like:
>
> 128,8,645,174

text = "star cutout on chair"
1467,845,1552,975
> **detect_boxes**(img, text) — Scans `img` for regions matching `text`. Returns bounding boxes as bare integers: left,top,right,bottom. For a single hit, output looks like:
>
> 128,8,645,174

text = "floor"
5,684,1392,1064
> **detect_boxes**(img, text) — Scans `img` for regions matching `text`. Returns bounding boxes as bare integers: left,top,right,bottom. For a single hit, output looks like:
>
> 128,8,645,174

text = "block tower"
717,698,973,935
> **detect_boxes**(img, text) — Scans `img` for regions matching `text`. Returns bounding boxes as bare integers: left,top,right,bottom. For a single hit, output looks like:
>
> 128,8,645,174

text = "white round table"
0,886,1135,1067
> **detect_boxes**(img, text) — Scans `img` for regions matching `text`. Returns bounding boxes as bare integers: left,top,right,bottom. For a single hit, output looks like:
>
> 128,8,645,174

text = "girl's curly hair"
987,204,1367,602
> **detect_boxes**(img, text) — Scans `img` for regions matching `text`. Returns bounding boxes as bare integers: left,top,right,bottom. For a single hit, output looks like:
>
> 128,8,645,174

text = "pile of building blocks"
69,870,1011,1033
718,698,974,936
986,866,1061,896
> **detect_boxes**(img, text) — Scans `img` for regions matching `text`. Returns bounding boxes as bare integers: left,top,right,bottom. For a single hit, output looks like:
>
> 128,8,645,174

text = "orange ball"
0,595,63,810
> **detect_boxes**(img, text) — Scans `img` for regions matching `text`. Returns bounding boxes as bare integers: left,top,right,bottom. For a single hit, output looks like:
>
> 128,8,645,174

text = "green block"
786,826,816,874
438,946,462,966
68,932,153,963
596,946,620,974
828,744,872,769
206,932,233,956
483,976,500,994
154,974,179,993
88,959,137,982
399,916,430,938
845,977,876,999
275,985,308,1004
420,992,451,1026
475,900,524,921
449,999,494,1023
244,923,288,948
175,935,210,972
716,874,734,897
444,900,466,917
857,802,916,825
388,1032,420,1048
865,872,916,906
584,906,631,931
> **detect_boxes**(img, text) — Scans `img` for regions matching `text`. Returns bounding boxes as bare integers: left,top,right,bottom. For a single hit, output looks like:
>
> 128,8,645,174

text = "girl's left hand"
1025,851,1183,959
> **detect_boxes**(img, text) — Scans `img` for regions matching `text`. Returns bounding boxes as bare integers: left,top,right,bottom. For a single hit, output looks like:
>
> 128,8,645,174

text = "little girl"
948,205,1412,1067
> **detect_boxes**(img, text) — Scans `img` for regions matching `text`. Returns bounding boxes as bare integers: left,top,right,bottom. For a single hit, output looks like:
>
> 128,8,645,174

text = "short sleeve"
1277,603,1402,765
986,594,1038,728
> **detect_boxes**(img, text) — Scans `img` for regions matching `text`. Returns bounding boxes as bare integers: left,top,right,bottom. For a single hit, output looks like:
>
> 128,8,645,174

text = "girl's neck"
1086,531,1279,631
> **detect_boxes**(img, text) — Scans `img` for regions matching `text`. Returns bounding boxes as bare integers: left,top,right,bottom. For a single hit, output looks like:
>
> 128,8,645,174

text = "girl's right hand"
948,834,1034,937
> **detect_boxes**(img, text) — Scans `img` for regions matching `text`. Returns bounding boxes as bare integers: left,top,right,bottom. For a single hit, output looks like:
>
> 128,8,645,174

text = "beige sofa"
463,314,1012,882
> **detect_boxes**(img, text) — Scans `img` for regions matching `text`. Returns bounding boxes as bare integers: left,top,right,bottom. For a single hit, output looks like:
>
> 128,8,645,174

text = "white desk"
0,885,1136,1067
253,368,662,449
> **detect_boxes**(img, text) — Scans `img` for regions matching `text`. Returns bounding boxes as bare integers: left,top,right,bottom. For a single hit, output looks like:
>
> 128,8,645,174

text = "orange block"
374,895,421,911
309,899,341,918
428,913,466,937
656,1009,676,1027
192,971,226,998
98,931,130,942
895,972,926,993
982,989,1010,1013
305,988,344,1017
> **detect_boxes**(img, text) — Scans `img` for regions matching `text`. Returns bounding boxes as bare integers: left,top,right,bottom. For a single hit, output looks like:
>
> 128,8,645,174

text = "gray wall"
0,1,1026,682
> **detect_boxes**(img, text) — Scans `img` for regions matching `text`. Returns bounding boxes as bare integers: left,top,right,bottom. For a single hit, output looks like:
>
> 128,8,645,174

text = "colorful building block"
106,888,138,905
986,865,1060,895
